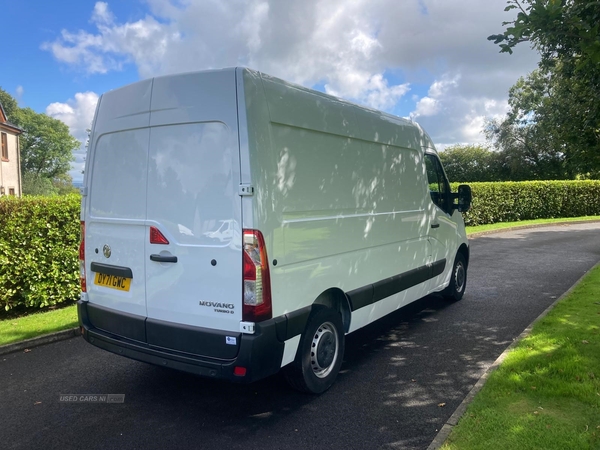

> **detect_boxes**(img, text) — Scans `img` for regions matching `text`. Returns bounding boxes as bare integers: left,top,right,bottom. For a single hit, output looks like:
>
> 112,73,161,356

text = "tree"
488,0,600,64
439,145,503,182
488,1,600,176
0,87,19,120
22,172,59,196
484,68,579,180
12,107,79,180
0,89,80,194
485,118,572,181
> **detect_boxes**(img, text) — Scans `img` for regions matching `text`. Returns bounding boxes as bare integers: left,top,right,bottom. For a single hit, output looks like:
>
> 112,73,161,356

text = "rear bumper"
77,300,286,383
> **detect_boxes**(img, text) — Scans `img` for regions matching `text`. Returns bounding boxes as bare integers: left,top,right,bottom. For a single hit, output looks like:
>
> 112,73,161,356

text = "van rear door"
85,80,153,330
144,72,243,337
85,71,243,351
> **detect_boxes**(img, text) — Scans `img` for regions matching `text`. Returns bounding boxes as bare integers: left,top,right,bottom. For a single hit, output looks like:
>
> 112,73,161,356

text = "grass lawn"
0,304,78,346
466,216,600,235
442,264,600,450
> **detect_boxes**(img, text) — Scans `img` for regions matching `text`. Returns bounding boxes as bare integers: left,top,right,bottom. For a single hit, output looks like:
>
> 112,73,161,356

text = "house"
0,100,23,197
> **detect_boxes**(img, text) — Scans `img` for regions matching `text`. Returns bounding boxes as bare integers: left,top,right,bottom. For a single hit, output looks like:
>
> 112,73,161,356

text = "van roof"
98,67,436,151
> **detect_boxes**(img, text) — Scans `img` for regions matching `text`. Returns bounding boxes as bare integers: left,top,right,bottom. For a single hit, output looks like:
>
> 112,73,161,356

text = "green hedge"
453,180,600,226
0,195,80,311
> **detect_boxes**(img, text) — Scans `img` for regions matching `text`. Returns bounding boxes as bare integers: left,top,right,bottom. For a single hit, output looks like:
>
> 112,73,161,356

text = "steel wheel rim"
310,322,339,378
455,261,465,293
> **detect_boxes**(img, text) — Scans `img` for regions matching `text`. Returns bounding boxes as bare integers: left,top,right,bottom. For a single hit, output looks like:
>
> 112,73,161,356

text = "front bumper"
77,300,285,383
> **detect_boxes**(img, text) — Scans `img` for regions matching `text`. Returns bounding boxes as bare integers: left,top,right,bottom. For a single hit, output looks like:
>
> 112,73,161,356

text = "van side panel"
352,106,429,151
257,75,431,324
272,125,428,262
238,69,274,231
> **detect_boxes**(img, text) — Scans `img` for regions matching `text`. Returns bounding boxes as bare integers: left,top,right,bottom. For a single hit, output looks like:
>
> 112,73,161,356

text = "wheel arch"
313,288,352,333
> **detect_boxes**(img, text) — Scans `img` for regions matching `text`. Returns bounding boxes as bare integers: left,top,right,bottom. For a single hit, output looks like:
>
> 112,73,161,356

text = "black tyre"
443,252,467,301
283,306,345,394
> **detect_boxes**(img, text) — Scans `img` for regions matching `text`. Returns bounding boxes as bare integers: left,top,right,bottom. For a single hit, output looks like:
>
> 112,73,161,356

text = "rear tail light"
242,229,272,322
79,221,86,292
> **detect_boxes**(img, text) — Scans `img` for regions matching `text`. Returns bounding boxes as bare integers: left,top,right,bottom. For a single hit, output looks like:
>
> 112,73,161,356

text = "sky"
0,0,539,183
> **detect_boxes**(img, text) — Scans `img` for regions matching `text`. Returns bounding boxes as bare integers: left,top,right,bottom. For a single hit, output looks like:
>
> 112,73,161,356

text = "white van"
78,68,471,394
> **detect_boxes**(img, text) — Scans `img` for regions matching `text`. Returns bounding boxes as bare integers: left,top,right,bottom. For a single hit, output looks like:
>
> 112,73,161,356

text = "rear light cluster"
79,221,86,292
242,229,272,322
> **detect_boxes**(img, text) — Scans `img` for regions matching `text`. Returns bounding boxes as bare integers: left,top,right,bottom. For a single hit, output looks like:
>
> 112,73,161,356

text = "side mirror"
457,184,472,212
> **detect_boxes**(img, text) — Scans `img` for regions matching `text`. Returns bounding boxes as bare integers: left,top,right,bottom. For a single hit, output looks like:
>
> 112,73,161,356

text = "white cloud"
42,0,411,110
326,73,410,111
411,76,460,119
46,91,98,141
412,81,511,145
413,97,439,117
43,0,539,148
46,92,99,181
91,1,114,24
42,3,178,75
15,85,24,102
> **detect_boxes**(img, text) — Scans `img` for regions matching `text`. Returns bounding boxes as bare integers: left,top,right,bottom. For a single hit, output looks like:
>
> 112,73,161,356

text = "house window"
9,188,15,196
1,133,7,160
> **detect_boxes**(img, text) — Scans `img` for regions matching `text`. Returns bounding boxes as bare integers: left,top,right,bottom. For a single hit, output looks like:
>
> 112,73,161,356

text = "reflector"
150,226,169,245
233,366,247,377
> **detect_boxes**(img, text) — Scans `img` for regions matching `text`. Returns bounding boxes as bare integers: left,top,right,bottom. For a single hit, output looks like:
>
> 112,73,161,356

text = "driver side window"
425,153,450,213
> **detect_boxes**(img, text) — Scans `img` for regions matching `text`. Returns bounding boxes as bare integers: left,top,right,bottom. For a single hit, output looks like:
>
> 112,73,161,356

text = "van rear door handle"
431,223,440,229
150,254,178,263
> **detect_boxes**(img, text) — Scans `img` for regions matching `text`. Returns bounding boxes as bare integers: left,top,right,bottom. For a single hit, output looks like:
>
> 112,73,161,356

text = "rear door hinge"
239,184,254,196
80,187,88,197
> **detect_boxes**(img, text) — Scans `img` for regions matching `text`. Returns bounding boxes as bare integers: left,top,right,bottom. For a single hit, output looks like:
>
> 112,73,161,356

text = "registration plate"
94,272,132,292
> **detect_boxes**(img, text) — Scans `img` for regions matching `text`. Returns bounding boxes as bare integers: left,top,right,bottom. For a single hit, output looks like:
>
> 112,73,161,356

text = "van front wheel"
443,252,467,301
283,307,345,394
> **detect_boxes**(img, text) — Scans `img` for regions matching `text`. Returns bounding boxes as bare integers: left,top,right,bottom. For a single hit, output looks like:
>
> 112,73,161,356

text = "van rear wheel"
283,306,345,394
443,252,467,301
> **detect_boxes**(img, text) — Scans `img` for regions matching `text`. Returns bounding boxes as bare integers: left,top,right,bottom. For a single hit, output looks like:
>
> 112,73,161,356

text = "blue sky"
1,1,138,112
1,0,538,182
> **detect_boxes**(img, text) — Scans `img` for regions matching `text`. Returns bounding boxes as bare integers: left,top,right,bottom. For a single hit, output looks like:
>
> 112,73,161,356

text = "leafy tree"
22,172,59,196
12,107,80,179
488,0,600,177
485,118,572,180
439,145,503,182
484,69,577,180
0,87,19,120
488,0,600,64
0,89,80,191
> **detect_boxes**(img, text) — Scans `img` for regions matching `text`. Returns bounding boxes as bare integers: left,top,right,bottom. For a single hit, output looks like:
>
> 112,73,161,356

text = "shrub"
0,194,80,311
22,172,59,196
453,180,600,226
